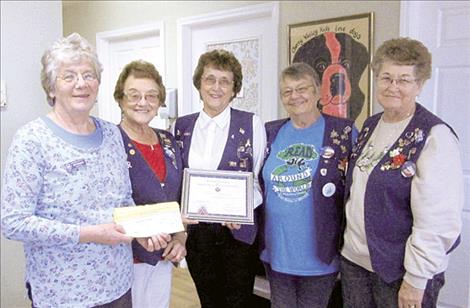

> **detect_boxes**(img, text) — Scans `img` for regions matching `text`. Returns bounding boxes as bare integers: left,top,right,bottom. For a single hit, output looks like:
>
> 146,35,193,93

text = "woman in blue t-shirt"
260,62,355,307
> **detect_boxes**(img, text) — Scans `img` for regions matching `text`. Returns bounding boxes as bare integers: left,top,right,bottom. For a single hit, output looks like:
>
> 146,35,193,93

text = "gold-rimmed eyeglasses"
123,90,160,105
58,71,97,84
280,84,315,99
201,75,234,89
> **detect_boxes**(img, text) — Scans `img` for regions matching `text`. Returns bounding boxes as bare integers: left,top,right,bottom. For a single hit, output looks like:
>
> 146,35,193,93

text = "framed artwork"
289,12,374,128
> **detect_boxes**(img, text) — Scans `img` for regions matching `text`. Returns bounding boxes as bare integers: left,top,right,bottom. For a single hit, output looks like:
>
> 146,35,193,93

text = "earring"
49,96,56,107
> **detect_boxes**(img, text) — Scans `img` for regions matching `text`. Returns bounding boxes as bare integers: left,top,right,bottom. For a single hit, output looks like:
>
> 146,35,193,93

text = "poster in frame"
289,12,374,128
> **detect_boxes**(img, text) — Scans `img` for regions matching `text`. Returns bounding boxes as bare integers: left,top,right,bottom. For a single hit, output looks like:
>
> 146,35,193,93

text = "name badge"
63,159,86,174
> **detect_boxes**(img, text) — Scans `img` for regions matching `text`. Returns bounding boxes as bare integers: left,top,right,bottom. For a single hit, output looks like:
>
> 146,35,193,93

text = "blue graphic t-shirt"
261,116,339,275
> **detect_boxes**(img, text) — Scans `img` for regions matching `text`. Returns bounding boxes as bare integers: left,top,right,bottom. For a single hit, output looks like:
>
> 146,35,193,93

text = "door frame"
399,1,434,110
176,2,279,121
96,22,165,123
400,2,470,308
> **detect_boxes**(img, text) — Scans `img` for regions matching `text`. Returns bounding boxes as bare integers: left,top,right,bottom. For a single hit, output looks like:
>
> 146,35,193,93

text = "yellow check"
114,202,185,237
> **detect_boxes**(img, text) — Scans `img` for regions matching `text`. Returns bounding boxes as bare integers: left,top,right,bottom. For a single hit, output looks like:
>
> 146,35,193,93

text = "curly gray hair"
41,33,103,106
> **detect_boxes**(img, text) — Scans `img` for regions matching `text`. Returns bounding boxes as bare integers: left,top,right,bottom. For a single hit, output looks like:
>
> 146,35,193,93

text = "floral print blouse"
1,117,134,307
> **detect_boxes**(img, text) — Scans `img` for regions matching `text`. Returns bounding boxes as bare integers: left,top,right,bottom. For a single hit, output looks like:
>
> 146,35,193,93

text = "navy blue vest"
261,114,354,264
120,127,183,265
174,108,258,244
345,103,458,282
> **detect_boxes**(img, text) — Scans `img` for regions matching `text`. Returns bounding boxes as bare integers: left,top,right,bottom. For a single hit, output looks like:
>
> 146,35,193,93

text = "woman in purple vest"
341,38,464,308
260,62,355,307
174,49,266,308
114,60,187,308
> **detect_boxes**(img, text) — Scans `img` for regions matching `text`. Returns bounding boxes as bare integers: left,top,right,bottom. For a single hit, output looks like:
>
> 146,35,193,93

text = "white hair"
40,33,103,106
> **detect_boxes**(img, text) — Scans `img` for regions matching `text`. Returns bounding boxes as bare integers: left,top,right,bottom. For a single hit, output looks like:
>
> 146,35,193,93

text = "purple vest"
261,114,354,264
120,127,183,265
345,103,457,282
174,108,258,244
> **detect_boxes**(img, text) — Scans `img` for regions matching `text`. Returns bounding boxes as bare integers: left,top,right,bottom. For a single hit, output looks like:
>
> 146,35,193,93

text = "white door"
401,2,470,307
177,2,279,123
96,23,168,129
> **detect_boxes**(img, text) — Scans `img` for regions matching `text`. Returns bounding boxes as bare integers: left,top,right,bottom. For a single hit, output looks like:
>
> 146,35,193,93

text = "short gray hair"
280,62,321,91
371,37,432,82
41,33,103,106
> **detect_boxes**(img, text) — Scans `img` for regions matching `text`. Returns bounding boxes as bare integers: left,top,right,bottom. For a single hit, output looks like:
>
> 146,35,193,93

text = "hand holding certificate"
181,168,254,224
113,202,185,237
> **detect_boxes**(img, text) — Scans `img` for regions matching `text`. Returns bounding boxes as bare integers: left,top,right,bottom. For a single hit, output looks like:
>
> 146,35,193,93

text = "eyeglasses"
58,71,97,84
377,76,417,88
280,84,315,98
201,75,234,89
123,90,160,104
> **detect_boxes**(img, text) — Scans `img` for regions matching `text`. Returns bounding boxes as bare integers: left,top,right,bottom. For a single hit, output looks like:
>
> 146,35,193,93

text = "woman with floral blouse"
1,33,134,307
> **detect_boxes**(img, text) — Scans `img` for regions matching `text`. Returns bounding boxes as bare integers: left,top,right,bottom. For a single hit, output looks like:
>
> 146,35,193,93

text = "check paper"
114,202,185,237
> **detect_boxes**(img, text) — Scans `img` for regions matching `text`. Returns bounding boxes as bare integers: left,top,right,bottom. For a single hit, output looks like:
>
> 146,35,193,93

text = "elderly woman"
260,62,355,307
174,49,266,307
341,37,463,308
1,33,134,307
114,60,186,308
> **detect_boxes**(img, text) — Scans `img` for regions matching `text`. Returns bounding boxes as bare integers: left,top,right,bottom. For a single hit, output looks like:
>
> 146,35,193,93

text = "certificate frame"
181,168,254,224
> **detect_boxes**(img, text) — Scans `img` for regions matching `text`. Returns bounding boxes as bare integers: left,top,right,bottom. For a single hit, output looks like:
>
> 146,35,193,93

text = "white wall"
0,1,62,307
63,1,400,118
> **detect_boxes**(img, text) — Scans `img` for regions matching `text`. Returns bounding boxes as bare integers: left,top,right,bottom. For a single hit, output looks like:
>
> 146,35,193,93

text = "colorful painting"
289,13,374,128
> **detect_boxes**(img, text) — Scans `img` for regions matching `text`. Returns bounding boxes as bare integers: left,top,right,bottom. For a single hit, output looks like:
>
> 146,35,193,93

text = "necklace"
356,118,400,172
133,138,158,151
121,122,158,146
382,105,415,123
356,143,389,172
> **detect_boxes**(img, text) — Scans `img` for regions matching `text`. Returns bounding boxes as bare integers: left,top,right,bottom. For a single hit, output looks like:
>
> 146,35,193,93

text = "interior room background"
1,1,468,307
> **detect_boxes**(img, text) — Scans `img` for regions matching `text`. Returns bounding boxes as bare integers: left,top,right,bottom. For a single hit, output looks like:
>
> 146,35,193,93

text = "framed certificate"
181,168,254,224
